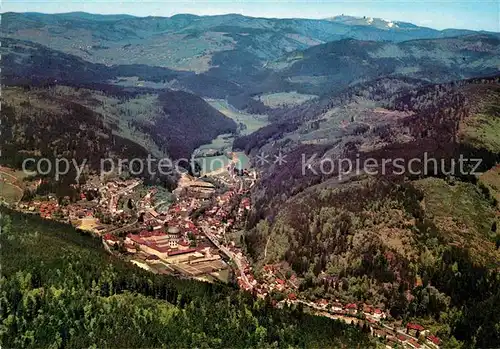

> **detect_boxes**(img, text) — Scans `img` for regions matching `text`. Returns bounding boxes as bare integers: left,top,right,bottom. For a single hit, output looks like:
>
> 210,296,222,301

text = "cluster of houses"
168,198,201,219
75,178,142,217
19,196,96,223
12,161,447,348
106,196,205,258
235,259,256,291
95,173,442,349
21,179,143,231
211,190,238,219
19,197,60,219
321,302,388,320
372,331,421,349
38,201,60,219
204,192,251,229
67,203,96,220
137,195,202,235
100,186,233,279
372,323,441,349
285,292,387,322
95,179,141,215
232,261,443,349
285,296,442,349
402,323,441,348
233,263,301,298
305,298,442,349
247,264,299,297
136,188,156,210
19,177,196,237
199,191,246,236
19,195,111,235
237,197,251,218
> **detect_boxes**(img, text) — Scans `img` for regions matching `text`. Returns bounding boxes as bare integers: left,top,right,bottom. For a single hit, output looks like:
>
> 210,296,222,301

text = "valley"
193,98,263,175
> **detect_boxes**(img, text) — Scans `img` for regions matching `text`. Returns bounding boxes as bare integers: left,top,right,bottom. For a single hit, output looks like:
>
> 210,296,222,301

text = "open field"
205,99,268,135
77,217,101,232
0,166,30,204
0,181,23,204
198,152,250,176
462,110,500,153
0,166,32,181
415,178,496,236
254,91,319,108
233,152,250,170
460,86,500,153
195,134,234,156
7,29,234,72
480,165,500,209
173,259,228,277
184,99,264,174
414,177,500,266
198,155,231,175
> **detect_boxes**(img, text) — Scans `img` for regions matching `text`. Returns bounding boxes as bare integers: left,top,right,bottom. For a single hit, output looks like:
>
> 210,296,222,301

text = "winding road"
201,224,253,289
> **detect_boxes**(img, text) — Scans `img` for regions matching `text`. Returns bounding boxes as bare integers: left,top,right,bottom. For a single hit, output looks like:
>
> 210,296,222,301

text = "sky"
2,0,499,32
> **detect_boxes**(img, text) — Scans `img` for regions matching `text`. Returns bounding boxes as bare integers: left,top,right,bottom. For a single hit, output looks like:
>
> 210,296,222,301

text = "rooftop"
168,248,197,256
407,323,425,331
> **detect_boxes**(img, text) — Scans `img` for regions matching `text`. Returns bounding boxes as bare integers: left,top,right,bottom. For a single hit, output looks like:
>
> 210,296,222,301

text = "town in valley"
1,152,441,349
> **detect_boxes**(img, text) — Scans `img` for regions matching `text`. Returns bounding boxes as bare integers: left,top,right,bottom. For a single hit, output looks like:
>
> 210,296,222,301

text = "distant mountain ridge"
2,11,498,75
2,11,500,120
326,14,423,30
3,31,499,114
324,14,487,35
269,34,500,95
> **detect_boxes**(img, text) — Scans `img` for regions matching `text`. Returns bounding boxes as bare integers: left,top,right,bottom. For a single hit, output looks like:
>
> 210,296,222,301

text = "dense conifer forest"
0,207,373,348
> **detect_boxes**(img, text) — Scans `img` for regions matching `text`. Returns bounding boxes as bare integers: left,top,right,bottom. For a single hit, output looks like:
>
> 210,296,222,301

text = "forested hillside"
269,35,500,95
1,84,236,164
0,207,373,348
239,77,500,218
140,90,237,159
238,77,500,348
0,37,241,98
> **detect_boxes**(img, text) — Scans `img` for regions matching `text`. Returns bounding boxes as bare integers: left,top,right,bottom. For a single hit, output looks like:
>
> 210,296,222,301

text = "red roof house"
316,299,329,306
363,304,373,313
427,335,441,345
168,248,197,256
397,335,407,342
407,323,425,331
408,338,421,348
407,323,425,337
103,233,119,242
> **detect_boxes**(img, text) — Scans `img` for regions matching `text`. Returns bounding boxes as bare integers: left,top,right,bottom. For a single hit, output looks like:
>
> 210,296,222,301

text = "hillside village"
2,154,444,349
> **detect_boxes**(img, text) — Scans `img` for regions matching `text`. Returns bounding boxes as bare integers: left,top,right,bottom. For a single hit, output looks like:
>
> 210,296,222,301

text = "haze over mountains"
2,12,500,105
4,12,498,73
